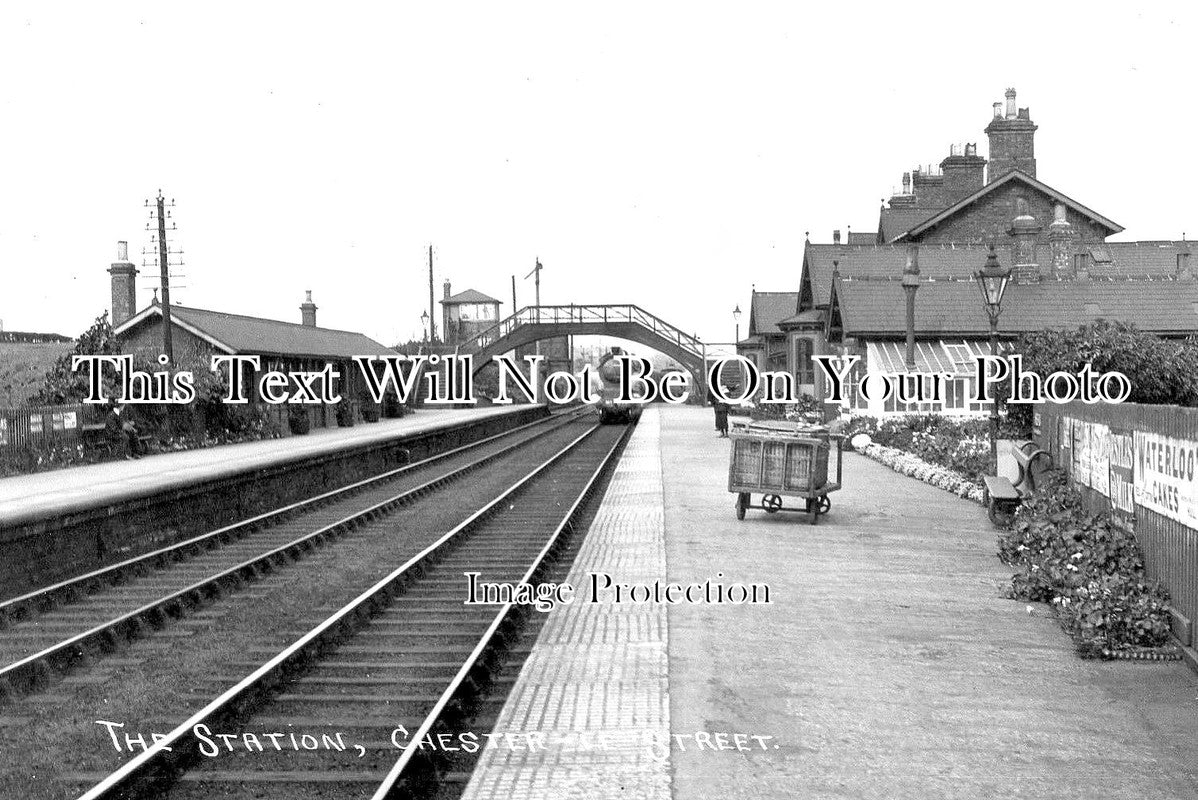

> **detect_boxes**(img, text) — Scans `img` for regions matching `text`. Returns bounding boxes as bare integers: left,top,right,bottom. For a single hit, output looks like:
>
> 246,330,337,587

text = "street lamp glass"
974,246,1012,311
733,305,741,323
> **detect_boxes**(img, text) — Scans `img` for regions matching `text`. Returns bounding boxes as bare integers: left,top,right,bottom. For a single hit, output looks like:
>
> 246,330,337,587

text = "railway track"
73,419,630,800
0,409,591,700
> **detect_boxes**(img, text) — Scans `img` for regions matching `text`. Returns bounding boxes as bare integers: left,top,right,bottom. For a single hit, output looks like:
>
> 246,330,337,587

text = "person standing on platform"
105,403,142,460
714,398,729,438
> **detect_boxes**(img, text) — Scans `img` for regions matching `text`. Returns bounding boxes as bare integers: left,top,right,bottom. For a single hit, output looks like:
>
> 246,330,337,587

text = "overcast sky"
1,3,1194,348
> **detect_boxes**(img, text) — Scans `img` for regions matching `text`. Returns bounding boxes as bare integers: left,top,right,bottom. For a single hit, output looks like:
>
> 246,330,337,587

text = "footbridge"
457,304,735,394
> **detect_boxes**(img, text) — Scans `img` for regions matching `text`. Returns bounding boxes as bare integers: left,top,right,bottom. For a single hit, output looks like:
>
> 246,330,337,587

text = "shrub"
288,406,312,435
998,469,1171,655
1008,321,1198,434
335,401,356,428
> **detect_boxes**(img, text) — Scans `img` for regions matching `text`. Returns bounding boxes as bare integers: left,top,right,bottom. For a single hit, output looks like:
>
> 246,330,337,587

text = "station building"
107,245,394,429
739,88,1198,416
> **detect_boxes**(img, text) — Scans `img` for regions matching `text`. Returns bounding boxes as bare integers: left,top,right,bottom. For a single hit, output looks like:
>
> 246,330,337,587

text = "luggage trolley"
727,420,843,524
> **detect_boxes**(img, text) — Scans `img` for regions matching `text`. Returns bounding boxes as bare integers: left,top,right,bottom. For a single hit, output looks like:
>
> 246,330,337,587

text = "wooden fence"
1036,401,1198,647
0,404,93,452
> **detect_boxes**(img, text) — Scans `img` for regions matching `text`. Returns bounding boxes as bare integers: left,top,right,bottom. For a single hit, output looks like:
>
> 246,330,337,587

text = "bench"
983,441,1054,526
81,423,154,458
983,475,1022,526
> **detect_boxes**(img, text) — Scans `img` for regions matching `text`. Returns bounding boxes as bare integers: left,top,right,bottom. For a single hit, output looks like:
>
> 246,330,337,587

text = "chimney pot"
1005,88,1017,119
832,229,841,244
117,241,128,261
992,102,1002,119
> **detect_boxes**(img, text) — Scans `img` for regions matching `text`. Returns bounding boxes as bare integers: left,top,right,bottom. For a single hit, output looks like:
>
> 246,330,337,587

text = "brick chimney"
984,88,1037,182
911,166,946,207
940,143,986,204
1047,203,1074,277
300,290,317,326
832,229,841,245
1178,249,1194,281
108,241,138,326
1009,197,1042,283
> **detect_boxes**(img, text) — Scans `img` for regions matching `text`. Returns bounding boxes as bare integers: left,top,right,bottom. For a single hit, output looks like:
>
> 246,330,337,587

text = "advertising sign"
1134,431,1198,528
1108,428,1136,533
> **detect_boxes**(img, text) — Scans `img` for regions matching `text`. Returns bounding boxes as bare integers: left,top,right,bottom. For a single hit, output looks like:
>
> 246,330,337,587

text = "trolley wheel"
762,495,783,514
735,493,749,521
807,494,831,525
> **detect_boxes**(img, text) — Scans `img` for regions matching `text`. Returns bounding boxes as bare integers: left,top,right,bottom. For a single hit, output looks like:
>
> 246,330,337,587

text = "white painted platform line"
461,409,671,800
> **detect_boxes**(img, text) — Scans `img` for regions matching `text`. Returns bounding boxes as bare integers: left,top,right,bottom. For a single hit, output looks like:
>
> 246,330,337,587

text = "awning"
867,339,993,376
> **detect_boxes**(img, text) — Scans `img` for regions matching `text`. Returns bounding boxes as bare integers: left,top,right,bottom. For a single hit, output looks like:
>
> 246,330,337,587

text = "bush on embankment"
998,470,1172,657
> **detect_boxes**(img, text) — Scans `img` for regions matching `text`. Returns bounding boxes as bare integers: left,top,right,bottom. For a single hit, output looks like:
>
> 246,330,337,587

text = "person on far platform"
714,398,729,438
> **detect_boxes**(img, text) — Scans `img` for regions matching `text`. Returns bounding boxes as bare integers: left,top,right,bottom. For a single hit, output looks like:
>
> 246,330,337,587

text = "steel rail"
0,411,566,626
74,421,610,800
0,409,584,697
370,420,630,799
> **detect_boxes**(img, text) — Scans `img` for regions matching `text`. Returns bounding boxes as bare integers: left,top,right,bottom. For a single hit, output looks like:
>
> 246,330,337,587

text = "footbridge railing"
456,304,706,360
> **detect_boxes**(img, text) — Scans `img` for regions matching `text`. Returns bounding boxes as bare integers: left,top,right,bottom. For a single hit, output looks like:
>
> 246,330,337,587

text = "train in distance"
592,348,647,425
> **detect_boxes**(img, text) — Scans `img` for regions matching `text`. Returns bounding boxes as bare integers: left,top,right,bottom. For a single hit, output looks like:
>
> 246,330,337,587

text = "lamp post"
733,305,741,346
901,246,920,369
973,244,1013,474
420,310,430,351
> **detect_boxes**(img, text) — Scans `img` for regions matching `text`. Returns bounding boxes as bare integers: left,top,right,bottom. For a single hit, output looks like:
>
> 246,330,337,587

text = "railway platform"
464,406,1198,799
0,406,537,528
0,405,548,599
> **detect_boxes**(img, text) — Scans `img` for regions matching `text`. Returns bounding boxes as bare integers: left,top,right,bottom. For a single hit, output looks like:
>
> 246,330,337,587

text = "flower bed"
844,414,1004,486
858,442,986,504
998,471,1174,658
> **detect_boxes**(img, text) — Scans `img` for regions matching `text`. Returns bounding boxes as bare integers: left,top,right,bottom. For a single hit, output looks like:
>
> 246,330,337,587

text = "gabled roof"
113,303,394,358
828,275,1198,338
748,291,799,336
877,205,943,243
441,288,500,305
894,170,1123,241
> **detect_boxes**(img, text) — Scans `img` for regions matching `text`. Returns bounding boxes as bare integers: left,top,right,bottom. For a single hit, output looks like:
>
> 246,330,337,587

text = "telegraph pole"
525,258,543,357
511,275,517,315
428,245,437,343
144,191,185,363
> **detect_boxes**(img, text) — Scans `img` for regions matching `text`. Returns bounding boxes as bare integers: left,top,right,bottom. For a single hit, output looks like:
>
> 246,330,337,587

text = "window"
794,339,814,385
942,343,973,372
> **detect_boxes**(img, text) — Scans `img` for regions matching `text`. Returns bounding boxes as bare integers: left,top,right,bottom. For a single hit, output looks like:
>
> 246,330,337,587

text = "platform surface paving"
0,405,531,526
466,406,1198,799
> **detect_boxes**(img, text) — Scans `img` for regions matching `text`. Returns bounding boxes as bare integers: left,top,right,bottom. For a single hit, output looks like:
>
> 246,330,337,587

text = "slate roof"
804,242,1016,308
803,239,1195,312
877,205,942,243
895,170,1123,241
748,292,799,336
113,304,394,358
830,276,1198,338
779,309,825,327
441,288,501,305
